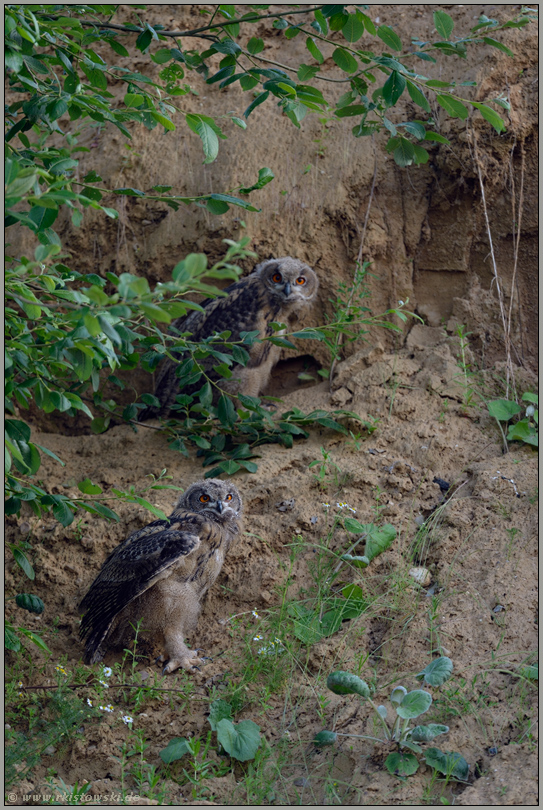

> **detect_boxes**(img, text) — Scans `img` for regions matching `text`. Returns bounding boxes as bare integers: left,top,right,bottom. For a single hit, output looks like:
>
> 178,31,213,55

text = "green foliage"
488,392,538,448
216,718,262,762
317,657,469,780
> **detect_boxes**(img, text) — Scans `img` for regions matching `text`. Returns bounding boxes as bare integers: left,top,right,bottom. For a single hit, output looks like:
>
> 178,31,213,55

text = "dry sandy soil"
5,4,538,807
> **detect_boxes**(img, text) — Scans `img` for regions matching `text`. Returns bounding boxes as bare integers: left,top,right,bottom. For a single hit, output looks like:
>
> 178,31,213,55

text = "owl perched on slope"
79,480,242,674
140,257,319,419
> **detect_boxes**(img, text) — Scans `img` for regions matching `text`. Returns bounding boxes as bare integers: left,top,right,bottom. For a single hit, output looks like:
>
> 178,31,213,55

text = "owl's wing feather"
79,511,214,662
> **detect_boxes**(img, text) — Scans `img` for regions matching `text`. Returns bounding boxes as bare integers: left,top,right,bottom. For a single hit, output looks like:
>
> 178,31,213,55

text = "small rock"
493,604,505,613
140,670,149,681
19,521,31,535
293,777,310,787
414,515,425,527
43,745,56,755
261,589,272,603
275,498,295,512
409,567,431,587
310,516,318,525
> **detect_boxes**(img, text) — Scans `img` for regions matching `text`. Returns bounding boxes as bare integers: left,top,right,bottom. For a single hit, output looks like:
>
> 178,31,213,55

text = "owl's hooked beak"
284,281,292,297
216,500,224,514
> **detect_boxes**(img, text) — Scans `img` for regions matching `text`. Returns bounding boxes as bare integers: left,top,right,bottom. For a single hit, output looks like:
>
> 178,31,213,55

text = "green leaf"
327,671,370,698
217,719,261,762
424,130,450,144
313,730,338,746
140,303,172,323
340,553,369,569
342,13,364,42
53,499,75,526
436,94,469,120
306,37,325,64
247,37,264,54
488,399,522,421
507,419,538,446
217,395,236,427
482,37,514,57
396,689,432,720
208,699,233,731
297,64,320,81
18,627,51,653
425,748,469,781
382,71,406,106
159,737,192,764
377,25,402,51
406,80,431,112
410,723,449,742
471,101,506,133
364,524,396,562
5,626,21,652
522,392,538,405
416,656,453,686
185,114,219,162
243,90,269,118
77,478,103,495
394,137,416,167
434,10,454,40
332,48,359,74
15,593,45,615
518,664,538,680
413,144,430,164
390,686,408,706
11,547,35,581
238,166,274,194
385,751,419,777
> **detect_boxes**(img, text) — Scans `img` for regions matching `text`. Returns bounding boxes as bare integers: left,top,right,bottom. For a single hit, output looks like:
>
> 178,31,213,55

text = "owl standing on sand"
140,256,319,419
79,479,242,674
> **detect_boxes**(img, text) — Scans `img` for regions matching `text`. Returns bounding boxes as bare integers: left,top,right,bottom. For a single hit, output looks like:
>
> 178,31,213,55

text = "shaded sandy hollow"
5,330,537,805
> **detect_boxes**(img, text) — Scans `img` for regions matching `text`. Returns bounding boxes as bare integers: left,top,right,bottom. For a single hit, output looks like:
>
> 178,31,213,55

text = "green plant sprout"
488,392,538,449
314,657,469,781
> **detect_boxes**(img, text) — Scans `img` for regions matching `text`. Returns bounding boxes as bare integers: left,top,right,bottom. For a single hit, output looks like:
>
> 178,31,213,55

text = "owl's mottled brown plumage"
79,480,242,673
140,256,319,419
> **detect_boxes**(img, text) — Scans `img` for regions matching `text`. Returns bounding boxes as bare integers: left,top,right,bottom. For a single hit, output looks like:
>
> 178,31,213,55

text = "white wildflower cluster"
55,664,68,677
256,637,285,657
99,704,114,713
122,714,134,726
336,502,356,513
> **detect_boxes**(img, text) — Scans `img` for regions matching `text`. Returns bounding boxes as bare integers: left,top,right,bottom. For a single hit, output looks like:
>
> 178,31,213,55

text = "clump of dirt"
5,4,538,806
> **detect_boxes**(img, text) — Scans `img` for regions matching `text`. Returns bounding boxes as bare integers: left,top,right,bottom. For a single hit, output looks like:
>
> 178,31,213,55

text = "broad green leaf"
140,303,172,323
342,13,364,42
396,689,432,720
385,751,419,776
185,114,219,162
327,671,370,698
425,748,469,781
332,48,359,74
208,699,233,731
16,593,45,615
18,627,51,653
217,395,237,427
507,420,538,446
518,664,538,680
52,500,75,526
383,71,406,106
297,64,320,81
364,524,396,562
77,478,103,495
413,144,430,164
377,25,402,51
394,137,416,167
159,737,192,764
434,10,454,40
522,392,538,405
487,399,522,421
313,730,337,746
247,37,264,54
416,656,453,686
436,94,469,120
471,101,506,133
217,718,261,762
5,626,21,652
340,553,369,568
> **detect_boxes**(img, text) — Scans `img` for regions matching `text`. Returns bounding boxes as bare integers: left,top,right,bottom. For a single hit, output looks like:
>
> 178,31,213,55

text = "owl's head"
177,479,242,522
256,257,319,309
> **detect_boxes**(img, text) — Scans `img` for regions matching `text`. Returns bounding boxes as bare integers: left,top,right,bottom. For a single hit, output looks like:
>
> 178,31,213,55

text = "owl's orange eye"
225,494,233,501
272,272,283,283
199,494,210,503
296,277,306,285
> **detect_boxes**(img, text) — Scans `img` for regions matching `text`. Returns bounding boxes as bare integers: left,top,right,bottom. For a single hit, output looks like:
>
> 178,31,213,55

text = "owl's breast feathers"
79,510,224,660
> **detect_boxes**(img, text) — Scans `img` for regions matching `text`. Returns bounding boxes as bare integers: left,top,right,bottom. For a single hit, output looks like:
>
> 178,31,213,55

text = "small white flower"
322,503,330,508
253,634,263,641
17,681,23,688
122,714,133,725
252,610,259,618
102,667,112,678
87,698,93,707
99,680,110,688
398,300,405,307
99,704,114,713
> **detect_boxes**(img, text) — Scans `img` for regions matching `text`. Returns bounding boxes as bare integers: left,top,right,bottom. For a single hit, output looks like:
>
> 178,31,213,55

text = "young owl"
140,256,319,419
79,479,242,674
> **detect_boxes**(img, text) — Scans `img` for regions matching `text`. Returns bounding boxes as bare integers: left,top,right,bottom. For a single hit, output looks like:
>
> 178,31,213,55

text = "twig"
329,135,378,390
507,136,526,370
